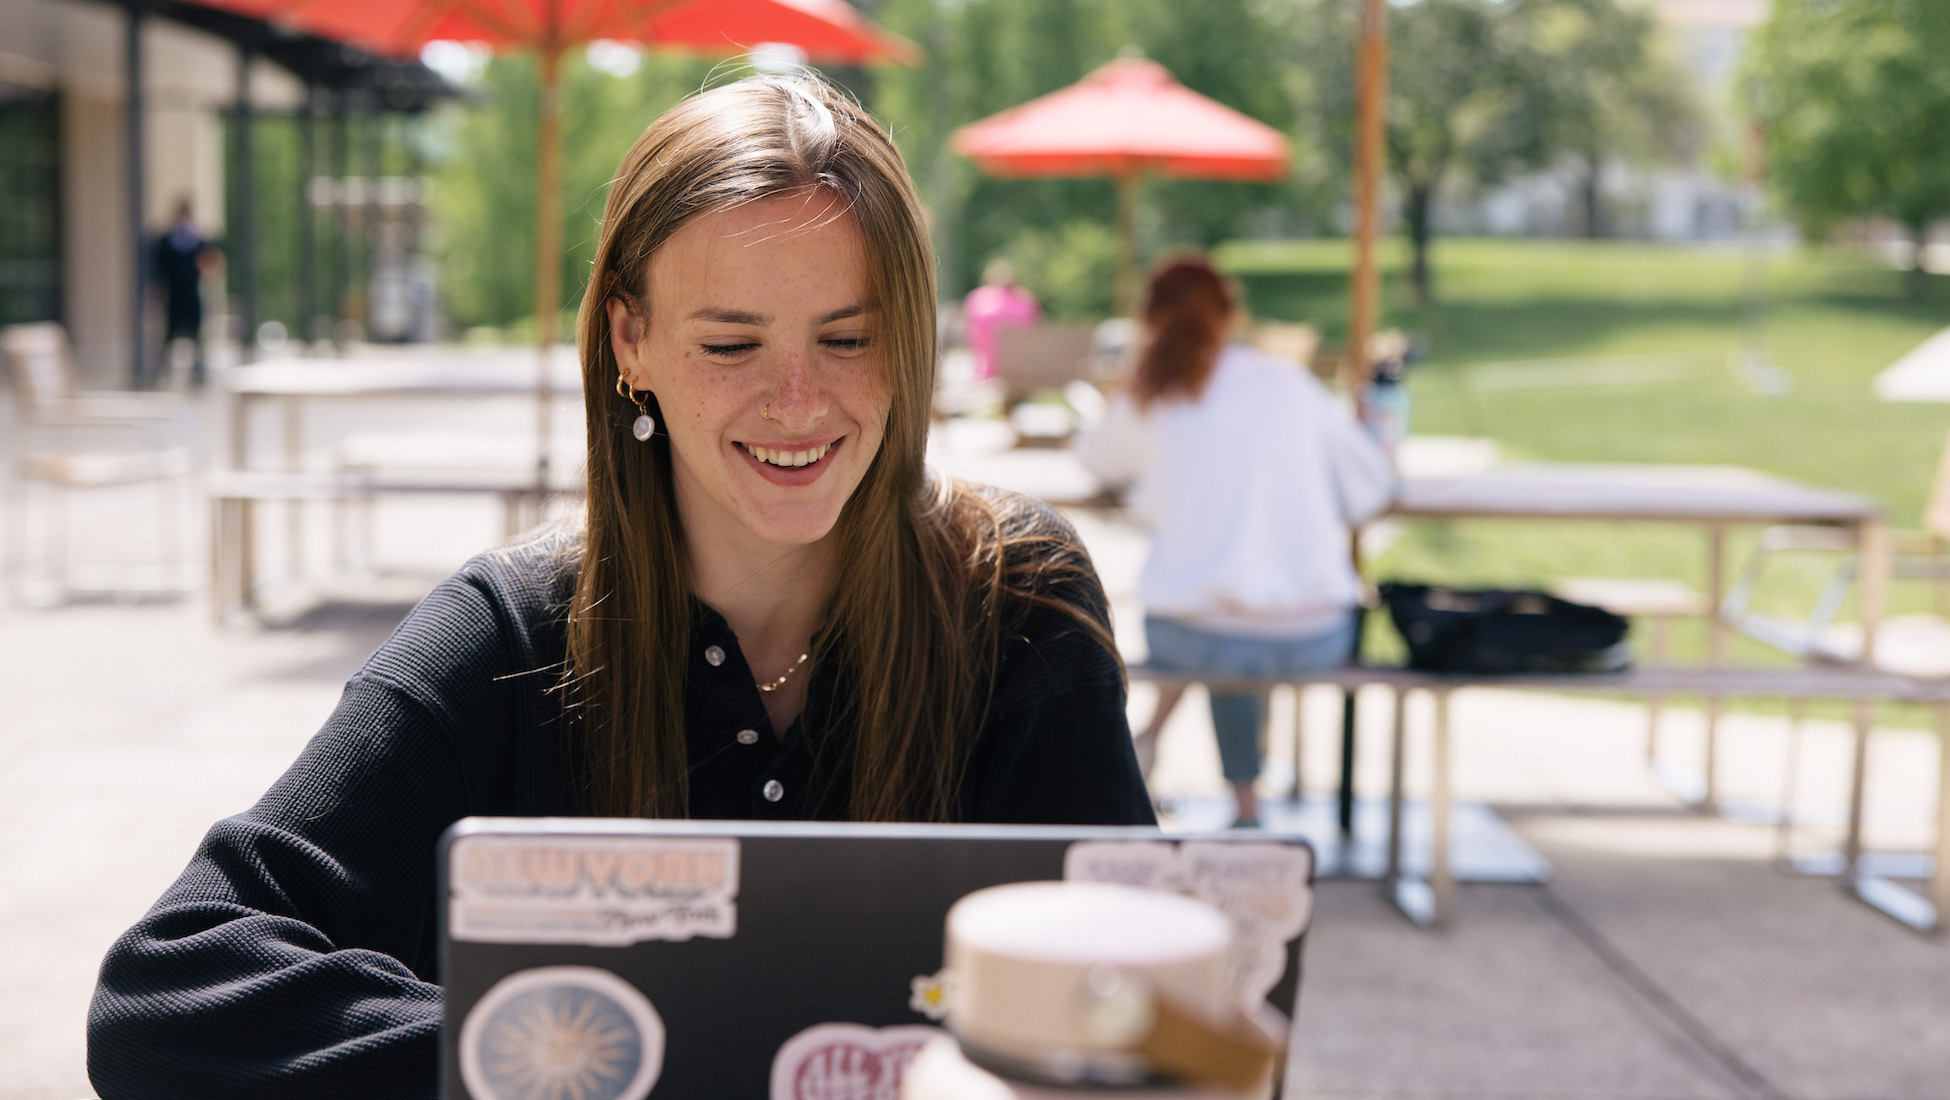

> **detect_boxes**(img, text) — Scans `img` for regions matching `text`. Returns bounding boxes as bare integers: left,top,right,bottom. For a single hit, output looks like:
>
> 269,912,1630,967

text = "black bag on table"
1378,582,1632,674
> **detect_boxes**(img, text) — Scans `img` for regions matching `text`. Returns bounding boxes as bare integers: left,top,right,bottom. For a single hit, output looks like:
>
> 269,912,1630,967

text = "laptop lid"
439,818,1315,1100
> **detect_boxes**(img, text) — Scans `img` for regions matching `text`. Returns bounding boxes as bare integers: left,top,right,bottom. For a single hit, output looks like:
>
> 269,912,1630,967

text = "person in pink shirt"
962,258,1040,380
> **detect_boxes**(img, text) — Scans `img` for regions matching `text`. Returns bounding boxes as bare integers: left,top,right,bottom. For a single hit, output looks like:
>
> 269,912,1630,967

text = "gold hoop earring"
618,374,656,441
762,402,776,421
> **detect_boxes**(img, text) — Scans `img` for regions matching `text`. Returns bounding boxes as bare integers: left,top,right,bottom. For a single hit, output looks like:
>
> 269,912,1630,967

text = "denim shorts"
1144,613,1359,783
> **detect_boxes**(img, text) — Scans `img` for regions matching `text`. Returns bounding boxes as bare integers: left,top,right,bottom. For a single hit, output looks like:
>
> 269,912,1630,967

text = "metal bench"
1128,663,1950,933
1552,577,1709,783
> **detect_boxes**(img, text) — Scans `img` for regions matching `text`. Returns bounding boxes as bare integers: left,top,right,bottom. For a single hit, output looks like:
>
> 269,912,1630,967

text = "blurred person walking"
1078,255,1392,826
152,199,220,388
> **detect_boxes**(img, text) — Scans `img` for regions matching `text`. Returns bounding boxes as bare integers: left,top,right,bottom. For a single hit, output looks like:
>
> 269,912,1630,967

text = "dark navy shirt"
87,500,1152,1099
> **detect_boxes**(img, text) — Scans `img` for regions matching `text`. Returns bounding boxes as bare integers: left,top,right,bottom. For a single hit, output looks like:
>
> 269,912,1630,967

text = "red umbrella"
212,0,917,64
952,57,1289,314
196,0,915,488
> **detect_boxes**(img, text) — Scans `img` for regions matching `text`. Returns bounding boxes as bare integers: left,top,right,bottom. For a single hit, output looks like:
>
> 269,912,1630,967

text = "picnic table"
982,450,1926,931
223,348,584,469
1133,663,1950,934
1389,463,1890,809
215,349,585,616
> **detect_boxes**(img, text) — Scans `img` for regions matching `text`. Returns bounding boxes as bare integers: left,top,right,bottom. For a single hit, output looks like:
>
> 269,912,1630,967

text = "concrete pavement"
2,373,1947,1099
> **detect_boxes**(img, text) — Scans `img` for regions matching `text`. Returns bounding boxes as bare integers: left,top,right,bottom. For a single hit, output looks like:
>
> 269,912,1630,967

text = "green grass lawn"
1214,238,1950,715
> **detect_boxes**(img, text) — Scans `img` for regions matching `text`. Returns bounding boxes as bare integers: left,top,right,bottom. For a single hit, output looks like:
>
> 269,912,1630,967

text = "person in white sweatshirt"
1077,255,1393,826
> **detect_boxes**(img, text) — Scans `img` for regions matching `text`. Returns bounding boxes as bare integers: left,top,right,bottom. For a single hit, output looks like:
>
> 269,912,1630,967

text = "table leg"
1289,684,1306,800
1856,518,1890,666
211,497,235,622
1703,523,1727,810
1338,687,1358,838
1844,698,1943,933
1929,704,1950,930
1842,700,1874,880
284,396,303,581
1702,697,1723,811
228,392,250,470
1646,617,1669,764
282,395,302,469
1256,687,1275,800
222,395,252,616
1386,687,1453,929
1339,602,1366,837
1385,688,1408,880
1431,688,1455,926
239,497,257,613
1774,697,1807,864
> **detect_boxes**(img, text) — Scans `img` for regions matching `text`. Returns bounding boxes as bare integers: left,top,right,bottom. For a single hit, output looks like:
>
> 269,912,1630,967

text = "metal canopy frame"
131,1,463,106
87,0,463,384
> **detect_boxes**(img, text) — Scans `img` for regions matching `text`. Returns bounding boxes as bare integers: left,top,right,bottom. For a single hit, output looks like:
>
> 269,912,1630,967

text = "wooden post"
330,91,349,352
297,85,317,349
1114,171,1140,318
126,1,148,388
234,45,256,364
1337,0,1389,843
1345,0,1388,409
534,40,564,496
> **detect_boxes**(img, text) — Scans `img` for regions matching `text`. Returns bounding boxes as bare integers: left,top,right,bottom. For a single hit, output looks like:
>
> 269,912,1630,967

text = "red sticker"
769,1023,942,1100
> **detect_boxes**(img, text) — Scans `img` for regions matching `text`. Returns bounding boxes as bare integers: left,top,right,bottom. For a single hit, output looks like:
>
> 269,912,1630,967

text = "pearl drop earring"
617,374,656,442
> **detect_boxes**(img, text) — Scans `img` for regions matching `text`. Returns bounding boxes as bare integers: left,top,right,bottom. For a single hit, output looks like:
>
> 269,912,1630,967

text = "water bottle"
1363,353,1410,469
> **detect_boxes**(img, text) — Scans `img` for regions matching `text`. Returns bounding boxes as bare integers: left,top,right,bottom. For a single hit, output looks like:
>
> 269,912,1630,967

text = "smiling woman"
87,75,1152,1099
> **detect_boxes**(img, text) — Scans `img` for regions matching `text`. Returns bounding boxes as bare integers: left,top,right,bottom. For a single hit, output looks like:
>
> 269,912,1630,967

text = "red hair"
1131,254,1234,409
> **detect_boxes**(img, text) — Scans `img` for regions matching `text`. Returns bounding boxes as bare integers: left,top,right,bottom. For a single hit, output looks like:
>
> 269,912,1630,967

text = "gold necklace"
756,651,810,693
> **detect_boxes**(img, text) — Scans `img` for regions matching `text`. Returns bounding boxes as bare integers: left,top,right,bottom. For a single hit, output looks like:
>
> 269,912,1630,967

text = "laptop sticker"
450,835,740,946
768,1023,942,1100
1062,841,1313,1005
908,969,955,1021
459,965,665,1100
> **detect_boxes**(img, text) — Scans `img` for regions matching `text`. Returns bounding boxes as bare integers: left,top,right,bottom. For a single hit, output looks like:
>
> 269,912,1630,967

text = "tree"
428,0,1317,325
1292,0,1551,304
1292,0,1696,303
1383,0,1558,303
1527,0,1702,239
873,0,1314,306
1744,0,1950,298
429,49,714,332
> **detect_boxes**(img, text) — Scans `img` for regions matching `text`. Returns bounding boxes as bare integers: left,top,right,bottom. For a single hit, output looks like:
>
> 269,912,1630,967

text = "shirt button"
736,728,759,745
762,780,784,803
704,645,725,667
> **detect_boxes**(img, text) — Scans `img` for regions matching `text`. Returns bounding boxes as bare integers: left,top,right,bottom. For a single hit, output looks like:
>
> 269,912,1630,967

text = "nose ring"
762,402,776,421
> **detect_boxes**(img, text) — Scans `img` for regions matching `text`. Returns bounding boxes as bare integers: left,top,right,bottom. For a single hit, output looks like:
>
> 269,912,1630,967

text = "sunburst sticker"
460,966,665,1100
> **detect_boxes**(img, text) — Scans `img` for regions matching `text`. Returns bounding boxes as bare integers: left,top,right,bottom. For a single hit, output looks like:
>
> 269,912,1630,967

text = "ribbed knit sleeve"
83,506,1151,1094
87,539,576,1100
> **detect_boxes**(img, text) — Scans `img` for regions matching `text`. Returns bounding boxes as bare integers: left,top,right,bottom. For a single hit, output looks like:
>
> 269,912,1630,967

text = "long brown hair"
1130,254,1236,409
567,75,1113,822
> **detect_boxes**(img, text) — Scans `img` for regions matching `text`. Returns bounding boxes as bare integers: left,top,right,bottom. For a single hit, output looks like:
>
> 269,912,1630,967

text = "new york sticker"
450,835,740,946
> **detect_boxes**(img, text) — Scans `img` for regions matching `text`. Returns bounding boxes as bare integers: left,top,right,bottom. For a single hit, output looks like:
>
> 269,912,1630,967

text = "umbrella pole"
1340,0,1388,841
1114,171,1140,318
1345,0,1388,407
533,43,565,502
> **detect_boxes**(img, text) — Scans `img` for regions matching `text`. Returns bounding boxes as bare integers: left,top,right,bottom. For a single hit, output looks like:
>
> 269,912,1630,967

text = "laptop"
439,818,1316,1100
